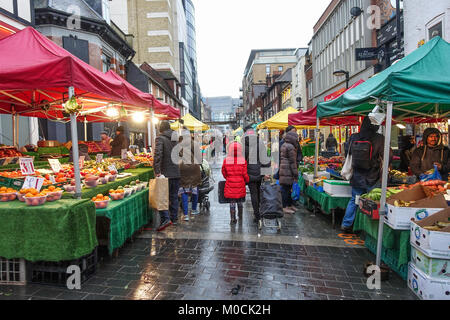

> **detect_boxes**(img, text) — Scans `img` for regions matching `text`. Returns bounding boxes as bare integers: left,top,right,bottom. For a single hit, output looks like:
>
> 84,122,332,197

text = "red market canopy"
288,106,361,127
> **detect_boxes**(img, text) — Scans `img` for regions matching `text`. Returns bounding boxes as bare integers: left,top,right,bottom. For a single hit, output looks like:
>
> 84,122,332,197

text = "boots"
230,208,237,224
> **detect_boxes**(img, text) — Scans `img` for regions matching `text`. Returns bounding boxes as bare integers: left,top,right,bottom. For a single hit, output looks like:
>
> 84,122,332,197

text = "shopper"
243,125,270,223
410,128,450,180
399,135,416,172
325,133,338,153
341,117,386,233
178,129,202,221
110,126,129,157
279,129,299,214
154,121,181,231
69,142,90,162
100,131,112,153
222,141,249,224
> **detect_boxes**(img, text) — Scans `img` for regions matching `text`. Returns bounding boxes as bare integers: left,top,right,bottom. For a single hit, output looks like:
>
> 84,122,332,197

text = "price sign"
127,151,135,161
96,153,104,163
79,156,85,169
108,165,117,173
48,159,62,173
121,149,128,160
22,176,44,191
142,148,147,154
19,157,35,175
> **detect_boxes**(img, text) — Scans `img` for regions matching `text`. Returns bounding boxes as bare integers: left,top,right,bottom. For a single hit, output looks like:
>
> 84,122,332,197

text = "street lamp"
333,70,350,89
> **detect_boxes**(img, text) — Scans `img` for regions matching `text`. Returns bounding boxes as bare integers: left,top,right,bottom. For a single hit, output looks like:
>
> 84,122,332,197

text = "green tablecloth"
62,167,154,200
354,209,410,268
0,199,97,262
96,188,152,255
305,186,351,215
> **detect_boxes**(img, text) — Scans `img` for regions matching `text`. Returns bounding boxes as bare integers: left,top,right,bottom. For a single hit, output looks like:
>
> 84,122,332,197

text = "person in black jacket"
325,133,338,152
153,121,181,231
243,125,270,223
341,117,385,233
399,135,416,172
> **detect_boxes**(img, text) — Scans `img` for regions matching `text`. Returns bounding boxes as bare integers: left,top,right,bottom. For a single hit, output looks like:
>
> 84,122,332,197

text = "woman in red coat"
222,141,249,224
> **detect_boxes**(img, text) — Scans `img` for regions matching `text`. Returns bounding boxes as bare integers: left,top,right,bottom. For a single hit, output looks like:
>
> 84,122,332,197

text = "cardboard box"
410,208,450,258
407,262,450,300
411,244,450,279
323,180,352,197
384,185,448,230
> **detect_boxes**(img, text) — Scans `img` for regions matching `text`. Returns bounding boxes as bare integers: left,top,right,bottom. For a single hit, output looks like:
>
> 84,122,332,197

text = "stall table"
0,199,97,262
96,188,152,255
304,185,351,227
353,209,410,280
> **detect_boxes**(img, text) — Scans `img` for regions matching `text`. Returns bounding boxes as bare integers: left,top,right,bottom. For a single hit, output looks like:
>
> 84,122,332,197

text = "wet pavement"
0,156,417,300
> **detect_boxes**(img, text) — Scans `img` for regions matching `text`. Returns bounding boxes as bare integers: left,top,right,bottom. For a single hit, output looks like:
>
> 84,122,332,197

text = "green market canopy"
317,36,450,119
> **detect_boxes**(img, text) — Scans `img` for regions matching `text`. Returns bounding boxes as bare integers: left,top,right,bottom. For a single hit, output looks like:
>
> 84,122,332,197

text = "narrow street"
0,156,417,300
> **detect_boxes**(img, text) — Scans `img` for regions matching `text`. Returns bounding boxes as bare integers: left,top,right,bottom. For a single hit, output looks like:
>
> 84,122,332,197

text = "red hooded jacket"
222,142,249,199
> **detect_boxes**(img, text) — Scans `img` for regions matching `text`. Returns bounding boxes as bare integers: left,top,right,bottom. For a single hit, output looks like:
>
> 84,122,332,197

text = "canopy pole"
376,101,393,267
147,118,151,152
68,87,82,200
150,109,155,157
12,106,16,147
84,117,88,141
338,126,342,154
314,116,319,178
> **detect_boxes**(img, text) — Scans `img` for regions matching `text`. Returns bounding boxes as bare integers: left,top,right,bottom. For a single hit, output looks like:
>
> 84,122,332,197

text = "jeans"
342,186,368,228
281,184,292,208
159,178,180,222
181,192,198,216
248,181,261,219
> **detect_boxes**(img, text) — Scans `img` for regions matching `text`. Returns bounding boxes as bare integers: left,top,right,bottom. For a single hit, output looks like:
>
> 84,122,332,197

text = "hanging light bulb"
106,107,119,118
152,117,159,124
132,111,145,123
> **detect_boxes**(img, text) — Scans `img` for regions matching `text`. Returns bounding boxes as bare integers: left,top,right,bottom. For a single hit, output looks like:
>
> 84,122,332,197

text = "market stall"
317,36,450,286
257,107,298,130
170,113,210,131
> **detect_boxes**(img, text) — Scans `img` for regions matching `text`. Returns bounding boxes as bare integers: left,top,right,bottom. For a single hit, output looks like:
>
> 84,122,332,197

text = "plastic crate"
0,176,24,189
29,247,98,287
363,234,409,280
0,257,27,285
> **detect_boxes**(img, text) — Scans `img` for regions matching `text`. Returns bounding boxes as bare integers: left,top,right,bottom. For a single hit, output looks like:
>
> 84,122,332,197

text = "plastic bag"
149,176,169,210
260,181,283,219
419,165,442,182
341,154,353,181
291,182,300,201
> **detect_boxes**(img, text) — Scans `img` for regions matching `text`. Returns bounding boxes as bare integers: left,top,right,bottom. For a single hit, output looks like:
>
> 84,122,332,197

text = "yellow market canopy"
233,127,243,135
257,107,299,130
170,113,210,131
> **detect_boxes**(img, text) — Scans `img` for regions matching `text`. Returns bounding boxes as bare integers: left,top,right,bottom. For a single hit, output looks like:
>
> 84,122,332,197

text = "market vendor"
100,131,112,153
69,142,90,162
410,128,450,180
110,126,129,157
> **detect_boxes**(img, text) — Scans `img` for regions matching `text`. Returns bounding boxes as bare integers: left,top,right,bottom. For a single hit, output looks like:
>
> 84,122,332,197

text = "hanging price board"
79,156,85,169
22,176,44,191
127,151,135,161
19,157,35,175
121,149,128,160
96,153,104,163
48,159,62,173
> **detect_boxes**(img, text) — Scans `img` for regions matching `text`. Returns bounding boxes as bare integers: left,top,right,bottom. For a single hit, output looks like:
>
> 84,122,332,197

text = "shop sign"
19,157,35,175
355,47,379,61
22,176,44,191
48,159,62,173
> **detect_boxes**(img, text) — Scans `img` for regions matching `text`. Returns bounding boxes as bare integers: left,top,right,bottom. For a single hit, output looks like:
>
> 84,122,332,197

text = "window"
278,66,283,72
149,81,153,94
428,21,442,40
266,65,271,75
102,53,112,72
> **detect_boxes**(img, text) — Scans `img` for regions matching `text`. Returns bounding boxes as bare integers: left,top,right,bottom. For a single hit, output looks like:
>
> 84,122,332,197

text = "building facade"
0,0,39,147
242,48,297,125
205,96,239,131
311,0,377,106
403,0,450,55
291,48,308,111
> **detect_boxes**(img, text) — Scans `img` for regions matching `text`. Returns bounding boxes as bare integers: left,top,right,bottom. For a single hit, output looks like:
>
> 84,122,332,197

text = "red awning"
0,27,149,120
324,79,365,102
288,106,360,127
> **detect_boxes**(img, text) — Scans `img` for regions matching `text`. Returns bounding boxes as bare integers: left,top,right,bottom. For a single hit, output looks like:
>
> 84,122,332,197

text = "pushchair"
198,161,214,214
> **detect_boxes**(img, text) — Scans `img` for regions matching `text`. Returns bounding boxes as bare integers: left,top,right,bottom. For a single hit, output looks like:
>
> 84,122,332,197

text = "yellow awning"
232,127,243,135
170,113,210,131
257,107,299,130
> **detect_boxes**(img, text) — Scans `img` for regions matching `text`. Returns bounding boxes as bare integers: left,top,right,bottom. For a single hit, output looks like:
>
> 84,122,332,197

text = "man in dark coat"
325,133,338,152
154,121,181,231
243,125,270,223
110,126,129,157
410,128,450,180
341,117,385,233
279,130,298,214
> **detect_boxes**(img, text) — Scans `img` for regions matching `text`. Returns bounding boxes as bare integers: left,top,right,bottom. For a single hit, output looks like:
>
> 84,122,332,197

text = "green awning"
317,37,450,119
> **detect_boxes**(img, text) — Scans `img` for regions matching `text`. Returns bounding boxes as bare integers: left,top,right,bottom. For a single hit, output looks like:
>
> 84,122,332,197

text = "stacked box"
407,208,450,299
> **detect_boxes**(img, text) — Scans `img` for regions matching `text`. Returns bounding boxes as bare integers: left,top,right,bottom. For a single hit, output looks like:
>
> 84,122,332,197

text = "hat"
100,131,108,135
116,126,124,133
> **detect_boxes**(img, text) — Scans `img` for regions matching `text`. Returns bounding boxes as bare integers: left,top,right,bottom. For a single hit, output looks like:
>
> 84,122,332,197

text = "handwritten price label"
79,156,85,169
121,149,128,160
48,159,62,173
108,165,117,173
127,151,135,161
96,153,104,163
22,176,44,191
19,158,35,175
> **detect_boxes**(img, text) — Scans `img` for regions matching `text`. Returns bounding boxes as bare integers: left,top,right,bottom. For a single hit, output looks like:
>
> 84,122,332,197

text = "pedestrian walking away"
153,121,181,231
221,141,249,224
279,128,299,214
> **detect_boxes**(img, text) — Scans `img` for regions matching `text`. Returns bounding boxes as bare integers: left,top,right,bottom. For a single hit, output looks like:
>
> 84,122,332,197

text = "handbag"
149,176,169,211
341,153,353,181
291,182,300,201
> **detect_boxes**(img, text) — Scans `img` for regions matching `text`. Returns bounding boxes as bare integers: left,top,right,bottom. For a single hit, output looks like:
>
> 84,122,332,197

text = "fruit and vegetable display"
360,188,404,201
92,194,110,209
0,146,23,158
423,221,450,231
303,156,344,166
0,186,18,201
109,188,125,201
23,188,48,206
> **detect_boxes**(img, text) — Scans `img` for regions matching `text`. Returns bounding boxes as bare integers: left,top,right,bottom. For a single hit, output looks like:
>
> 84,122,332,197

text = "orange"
25,193,34,198
49,186,55,191
30,189,38,195
91,197,96,201
96,194,103,198
103,196,109,201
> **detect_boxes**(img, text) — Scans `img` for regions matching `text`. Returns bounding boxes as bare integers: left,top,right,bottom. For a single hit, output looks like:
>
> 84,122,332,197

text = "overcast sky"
193,0,332,99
